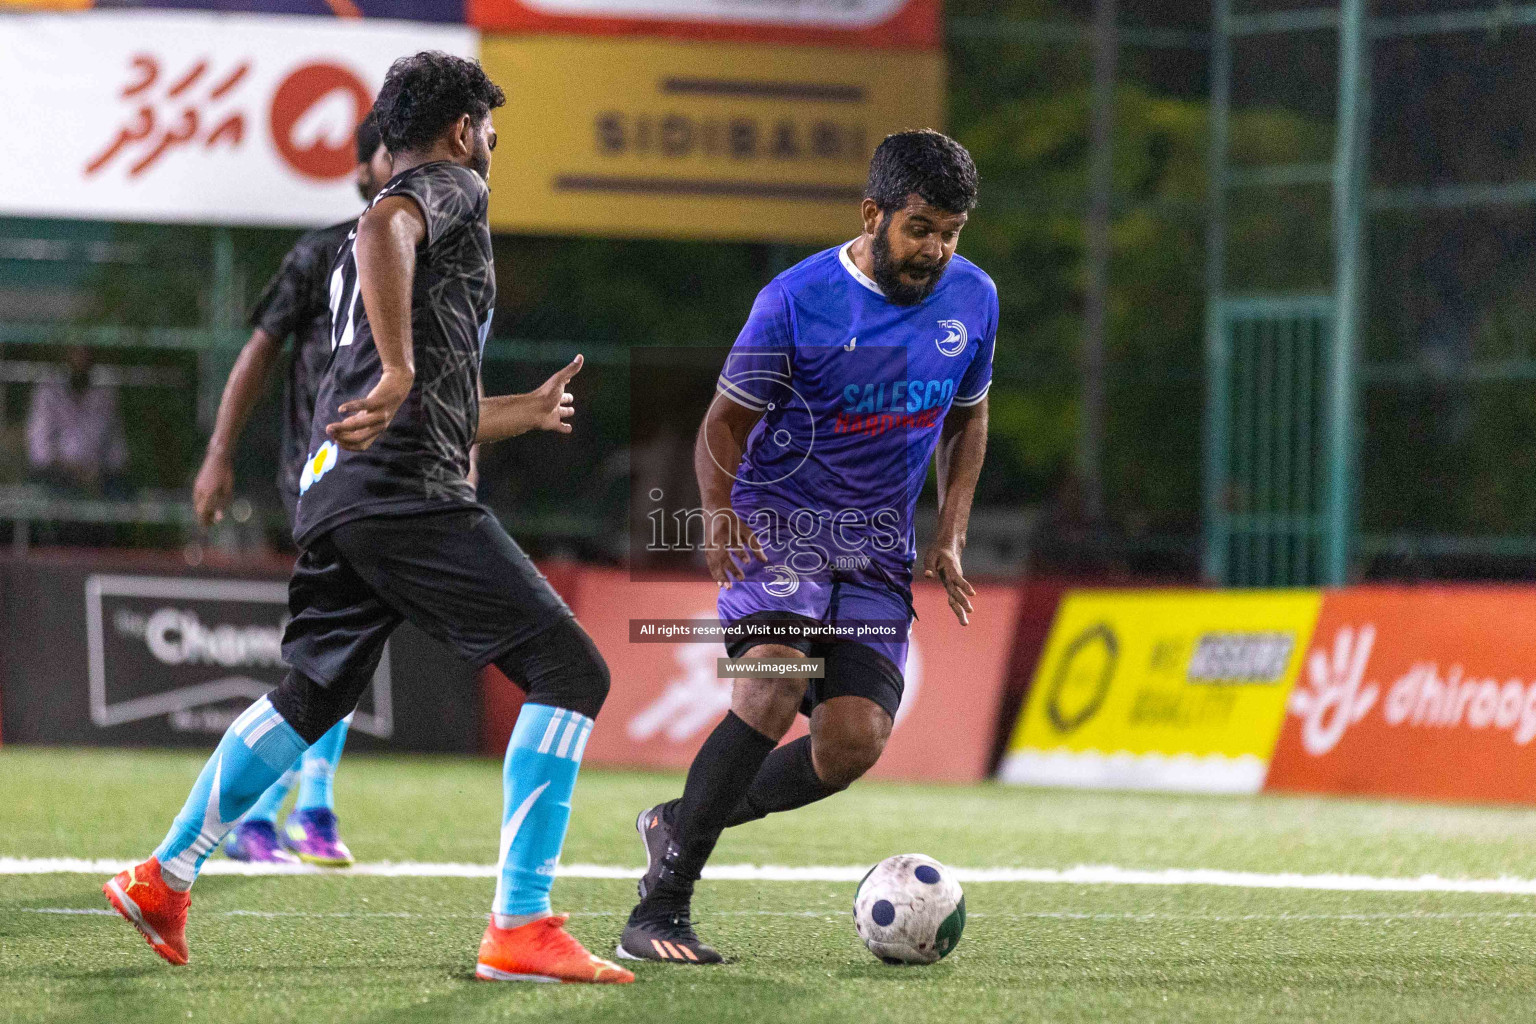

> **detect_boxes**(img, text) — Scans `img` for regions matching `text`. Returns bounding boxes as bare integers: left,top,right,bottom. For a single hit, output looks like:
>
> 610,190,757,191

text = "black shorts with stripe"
723,611,905,720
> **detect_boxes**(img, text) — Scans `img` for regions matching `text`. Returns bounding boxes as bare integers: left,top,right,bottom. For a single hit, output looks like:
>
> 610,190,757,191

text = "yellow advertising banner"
480,35,944,243
999,590,1324,794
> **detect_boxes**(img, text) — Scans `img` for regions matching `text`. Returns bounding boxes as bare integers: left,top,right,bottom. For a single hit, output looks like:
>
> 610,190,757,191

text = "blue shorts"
716,556,914,675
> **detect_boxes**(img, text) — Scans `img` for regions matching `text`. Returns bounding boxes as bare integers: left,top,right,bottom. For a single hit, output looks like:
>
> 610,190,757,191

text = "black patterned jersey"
293,161,495,548
247,218,354,513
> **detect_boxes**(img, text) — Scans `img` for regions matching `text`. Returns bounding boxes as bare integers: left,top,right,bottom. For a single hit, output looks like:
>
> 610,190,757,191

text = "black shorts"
724,612,905,720
281,506,571,691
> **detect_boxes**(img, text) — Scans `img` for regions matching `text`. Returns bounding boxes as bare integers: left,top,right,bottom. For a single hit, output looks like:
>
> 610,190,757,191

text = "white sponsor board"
84,573,392,738
0,11,476,226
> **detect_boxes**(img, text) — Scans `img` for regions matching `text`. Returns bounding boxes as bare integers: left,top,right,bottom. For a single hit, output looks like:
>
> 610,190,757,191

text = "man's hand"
326,366,414,451
530,354,582,433
923,535,976,625
474,355,586,444
705,507,767,588
193,455,235,527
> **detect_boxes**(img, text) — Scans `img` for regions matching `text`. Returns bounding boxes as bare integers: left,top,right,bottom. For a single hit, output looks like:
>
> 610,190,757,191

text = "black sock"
663,711,777,887
722,736,841,829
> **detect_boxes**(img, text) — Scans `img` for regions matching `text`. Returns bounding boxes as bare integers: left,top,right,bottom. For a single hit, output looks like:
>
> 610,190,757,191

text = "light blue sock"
493,704,593,919
153,696,308,888
296,714,351,812
243,766,298,825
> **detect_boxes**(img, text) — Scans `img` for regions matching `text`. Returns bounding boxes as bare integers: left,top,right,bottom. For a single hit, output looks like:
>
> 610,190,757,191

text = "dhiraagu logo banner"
999,590,1323,794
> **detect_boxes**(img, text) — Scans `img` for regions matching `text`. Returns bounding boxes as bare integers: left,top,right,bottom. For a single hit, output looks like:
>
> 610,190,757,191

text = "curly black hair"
354,109,382,164
372,51,506,156
865,129,979,214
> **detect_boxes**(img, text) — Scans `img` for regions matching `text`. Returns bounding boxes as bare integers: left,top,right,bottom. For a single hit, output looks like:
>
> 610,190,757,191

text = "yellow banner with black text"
1000,590,1324,794
480,35,944,243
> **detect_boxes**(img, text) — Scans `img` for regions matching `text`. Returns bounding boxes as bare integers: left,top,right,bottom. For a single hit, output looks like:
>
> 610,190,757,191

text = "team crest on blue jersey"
935,320,968,357
764,565,800,597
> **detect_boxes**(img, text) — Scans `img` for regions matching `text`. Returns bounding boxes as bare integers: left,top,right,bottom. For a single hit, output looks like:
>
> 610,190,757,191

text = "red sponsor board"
564,568,1018,782
1266,587,1536,804
468,0,940,50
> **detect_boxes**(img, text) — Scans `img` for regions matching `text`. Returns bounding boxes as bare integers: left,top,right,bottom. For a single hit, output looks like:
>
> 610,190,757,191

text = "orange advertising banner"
567,568,1019,782
469,0,940,50
1265,586,1536,804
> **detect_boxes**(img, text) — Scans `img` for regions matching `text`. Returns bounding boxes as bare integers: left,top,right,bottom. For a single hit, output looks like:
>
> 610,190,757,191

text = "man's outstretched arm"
925,396,988,625
477,355,583,444
192,328,283,526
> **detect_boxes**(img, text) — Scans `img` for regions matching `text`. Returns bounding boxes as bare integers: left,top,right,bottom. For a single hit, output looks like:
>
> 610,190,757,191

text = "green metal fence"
10,8,1536,576
1207,295,1336,586
1205,0,1536,583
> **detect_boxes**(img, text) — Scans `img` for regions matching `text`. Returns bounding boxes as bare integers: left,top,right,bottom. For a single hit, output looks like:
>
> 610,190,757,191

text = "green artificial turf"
6,746,1536,1023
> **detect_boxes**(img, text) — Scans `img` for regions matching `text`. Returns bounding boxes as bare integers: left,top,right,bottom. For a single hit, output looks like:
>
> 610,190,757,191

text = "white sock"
493,910,552,930
160,865,193,892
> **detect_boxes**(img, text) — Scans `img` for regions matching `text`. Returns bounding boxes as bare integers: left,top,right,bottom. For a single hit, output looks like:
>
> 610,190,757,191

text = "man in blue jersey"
619,130,994,963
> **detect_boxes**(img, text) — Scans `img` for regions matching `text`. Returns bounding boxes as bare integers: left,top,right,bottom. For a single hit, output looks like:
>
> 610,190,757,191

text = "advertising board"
0,11,476,225
1267,587,1536,804
1000,590,1323,794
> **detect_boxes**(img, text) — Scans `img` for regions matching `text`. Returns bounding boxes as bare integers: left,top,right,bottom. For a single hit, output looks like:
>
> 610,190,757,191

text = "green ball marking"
934,893,966,959
853,861,880,915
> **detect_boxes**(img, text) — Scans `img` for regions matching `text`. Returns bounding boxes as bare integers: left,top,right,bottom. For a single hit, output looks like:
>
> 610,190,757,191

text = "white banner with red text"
0,11,476,226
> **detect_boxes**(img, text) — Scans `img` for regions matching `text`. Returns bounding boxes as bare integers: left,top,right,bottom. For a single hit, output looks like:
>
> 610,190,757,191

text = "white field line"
11,858,1536,895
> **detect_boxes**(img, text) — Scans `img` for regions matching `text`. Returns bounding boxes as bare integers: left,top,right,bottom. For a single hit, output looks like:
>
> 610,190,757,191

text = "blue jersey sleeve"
954,282,998,407
716,282,795,411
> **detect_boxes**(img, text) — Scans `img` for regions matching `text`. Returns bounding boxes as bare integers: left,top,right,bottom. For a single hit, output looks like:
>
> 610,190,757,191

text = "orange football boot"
476,914,635,984
103,858,191,966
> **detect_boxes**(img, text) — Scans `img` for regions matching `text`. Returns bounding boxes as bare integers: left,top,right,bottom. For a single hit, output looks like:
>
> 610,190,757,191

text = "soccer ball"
853,853,965,965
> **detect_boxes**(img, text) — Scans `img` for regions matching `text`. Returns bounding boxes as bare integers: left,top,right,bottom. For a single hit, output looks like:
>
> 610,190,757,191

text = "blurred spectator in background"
1031,473,1124,577
26,345,129,496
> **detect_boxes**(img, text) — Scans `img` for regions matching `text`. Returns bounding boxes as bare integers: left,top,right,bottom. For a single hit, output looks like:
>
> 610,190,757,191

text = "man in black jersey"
194,113,393,529
190,113,392,869
104,52,633,985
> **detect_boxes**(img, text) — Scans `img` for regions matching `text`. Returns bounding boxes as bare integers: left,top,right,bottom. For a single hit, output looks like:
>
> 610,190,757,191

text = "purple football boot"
283,808,354,867
224,821,300,864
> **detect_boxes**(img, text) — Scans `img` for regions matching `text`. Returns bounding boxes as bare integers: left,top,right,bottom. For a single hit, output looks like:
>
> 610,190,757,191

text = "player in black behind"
190,113,393,869
104,52,634,984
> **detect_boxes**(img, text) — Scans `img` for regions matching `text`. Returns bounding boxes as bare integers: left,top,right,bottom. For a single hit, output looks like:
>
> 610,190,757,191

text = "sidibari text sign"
480,35,944,244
